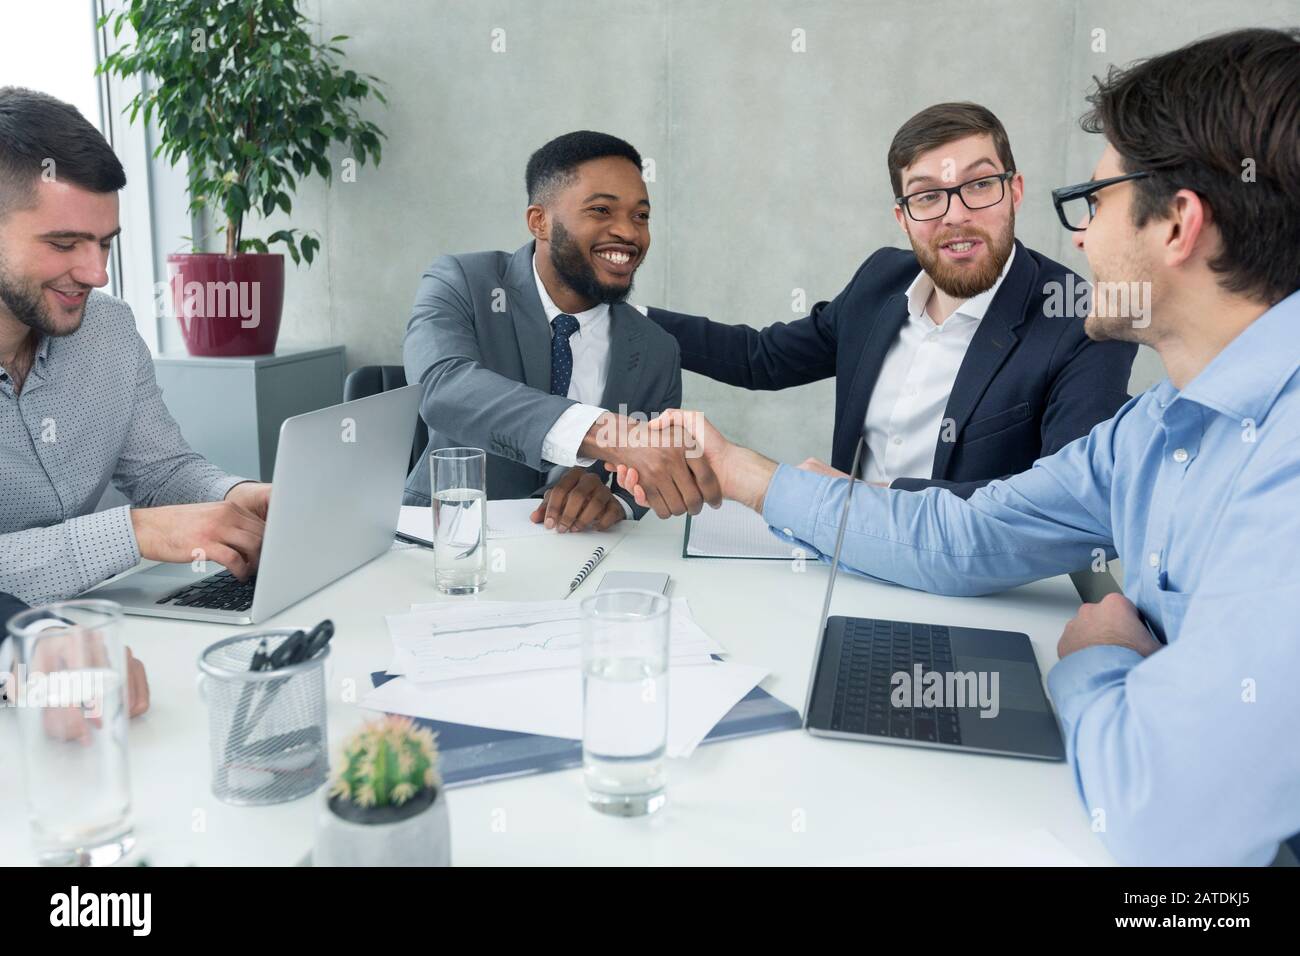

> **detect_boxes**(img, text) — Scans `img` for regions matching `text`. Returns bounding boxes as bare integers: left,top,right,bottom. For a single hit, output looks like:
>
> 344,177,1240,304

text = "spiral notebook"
683,499,795,560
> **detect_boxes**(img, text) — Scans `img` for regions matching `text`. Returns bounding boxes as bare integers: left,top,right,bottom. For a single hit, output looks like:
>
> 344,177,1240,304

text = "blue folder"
369,664,802,789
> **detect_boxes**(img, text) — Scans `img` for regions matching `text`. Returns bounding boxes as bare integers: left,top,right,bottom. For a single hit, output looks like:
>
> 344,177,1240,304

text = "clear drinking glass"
581,589,670,816
6,600,134,866
431,446,488,594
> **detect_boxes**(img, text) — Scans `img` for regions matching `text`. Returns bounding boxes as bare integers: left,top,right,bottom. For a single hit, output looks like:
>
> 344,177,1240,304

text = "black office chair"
343,365,427,476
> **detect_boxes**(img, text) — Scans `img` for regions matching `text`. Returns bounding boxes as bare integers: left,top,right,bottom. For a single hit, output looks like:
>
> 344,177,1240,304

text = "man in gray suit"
403,131,720,531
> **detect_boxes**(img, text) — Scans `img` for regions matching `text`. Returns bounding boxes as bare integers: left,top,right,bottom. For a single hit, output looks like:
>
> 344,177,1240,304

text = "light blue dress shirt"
762,290,1300,865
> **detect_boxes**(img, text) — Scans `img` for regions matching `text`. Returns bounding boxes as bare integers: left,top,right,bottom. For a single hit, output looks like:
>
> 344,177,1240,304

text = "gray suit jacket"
402,241,683,509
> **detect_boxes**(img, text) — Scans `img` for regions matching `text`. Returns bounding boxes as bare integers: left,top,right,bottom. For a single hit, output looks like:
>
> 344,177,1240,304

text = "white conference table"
1,513,1114,866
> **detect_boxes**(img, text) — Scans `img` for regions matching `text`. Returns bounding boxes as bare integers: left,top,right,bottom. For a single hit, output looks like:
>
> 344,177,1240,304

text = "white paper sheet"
685,498,797,559
386,598,725,682
362,659,768,758
399,499,588,545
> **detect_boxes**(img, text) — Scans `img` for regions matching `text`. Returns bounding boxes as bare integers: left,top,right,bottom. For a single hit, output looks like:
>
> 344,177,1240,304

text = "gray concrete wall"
163,0,1298,465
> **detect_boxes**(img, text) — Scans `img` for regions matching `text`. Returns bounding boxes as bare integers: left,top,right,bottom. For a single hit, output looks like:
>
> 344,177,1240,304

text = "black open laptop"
802,440,1065,761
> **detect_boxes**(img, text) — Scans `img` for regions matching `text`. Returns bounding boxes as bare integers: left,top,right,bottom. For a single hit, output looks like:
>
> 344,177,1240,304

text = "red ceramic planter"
166,253,285,356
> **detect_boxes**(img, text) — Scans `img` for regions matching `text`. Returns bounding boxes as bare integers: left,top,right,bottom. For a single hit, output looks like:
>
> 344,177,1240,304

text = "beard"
0,252,88,338
909,210,1016,300
549,220,634,306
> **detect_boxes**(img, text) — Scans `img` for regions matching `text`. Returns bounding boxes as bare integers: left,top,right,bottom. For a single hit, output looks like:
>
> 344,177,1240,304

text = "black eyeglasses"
1051,171,1152,231
896,170,1016,222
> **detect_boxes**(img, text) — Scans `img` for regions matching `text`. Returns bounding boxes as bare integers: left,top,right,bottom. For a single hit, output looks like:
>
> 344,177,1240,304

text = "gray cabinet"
153,346,346,481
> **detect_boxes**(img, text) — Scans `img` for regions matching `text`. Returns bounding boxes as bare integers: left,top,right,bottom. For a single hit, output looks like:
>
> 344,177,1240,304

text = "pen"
236,620,335,750
250,637,270,671
565,545,609,598
227,638,270,761
394,531,435,550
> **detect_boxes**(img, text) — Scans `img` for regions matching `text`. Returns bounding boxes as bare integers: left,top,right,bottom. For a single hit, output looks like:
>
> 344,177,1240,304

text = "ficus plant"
97,0,386,263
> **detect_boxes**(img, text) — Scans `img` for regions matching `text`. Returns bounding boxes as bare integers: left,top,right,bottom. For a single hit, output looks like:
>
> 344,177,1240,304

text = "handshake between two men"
530,410,736,532
528,409,785,533
603,409,780,517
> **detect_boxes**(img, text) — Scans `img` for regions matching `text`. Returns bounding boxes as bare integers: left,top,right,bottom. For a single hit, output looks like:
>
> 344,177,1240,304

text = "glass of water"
6,600,134,866
581,589,670,816
431,446,488,594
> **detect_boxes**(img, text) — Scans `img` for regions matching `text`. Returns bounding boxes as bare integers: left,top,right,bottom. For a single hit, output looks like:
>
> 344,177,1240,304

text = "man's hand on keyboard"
225,480,272,520
129,501,266,580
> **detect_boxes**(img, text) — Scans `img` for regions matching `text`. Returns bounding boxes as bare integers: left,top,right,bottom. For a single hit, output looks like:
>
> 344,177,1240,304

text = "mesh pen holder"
199,629,329,806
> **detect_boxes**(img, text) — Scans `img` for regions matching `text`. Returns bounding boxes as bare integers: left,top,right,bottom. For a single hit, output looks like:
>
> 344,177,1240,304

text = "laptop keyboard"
831,618,962,745
157,569,256,612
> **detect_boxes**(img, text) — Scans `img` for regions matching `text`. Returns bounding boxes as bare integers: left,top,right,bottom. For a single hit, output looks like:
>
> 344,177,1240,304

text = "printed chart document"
684,499,797,559
386,598,724,682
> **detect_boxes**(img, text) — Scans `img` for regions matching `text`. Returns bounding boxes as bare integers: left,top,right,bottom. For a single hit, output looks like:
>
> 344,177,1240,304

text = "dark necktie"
549,313,581,396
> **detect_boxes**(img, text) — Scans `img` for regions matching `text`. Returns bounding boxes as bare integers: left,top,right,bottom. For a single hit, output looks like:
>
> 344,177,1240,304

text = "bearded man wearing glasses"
647,102,1137,498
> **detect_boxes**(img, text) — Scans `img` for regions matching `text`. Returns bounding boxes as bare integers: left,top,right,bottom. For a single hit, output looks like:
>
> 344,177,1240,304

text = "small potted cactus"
313,716,450,867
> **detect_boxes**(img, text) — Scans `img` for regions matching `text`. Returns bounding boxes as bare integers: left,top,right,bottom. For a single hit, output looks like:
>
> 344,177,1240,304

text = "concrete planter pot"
313,786,451,867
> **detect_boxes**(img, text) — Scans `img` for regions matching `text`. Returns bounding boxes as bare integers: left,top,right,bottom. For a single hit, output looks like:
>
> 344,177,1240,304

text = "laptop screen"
802,436,867,719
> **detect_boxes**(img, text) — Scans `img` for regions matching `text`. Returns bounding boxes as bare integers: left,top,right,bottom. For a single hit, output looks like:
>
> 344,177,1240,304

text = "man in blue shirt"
617,28,1300,865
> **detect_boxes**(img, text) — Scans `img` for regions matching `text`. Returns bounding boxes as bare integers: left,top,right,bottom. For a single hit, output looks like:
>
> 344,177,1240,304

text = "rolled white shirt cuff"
541,403,606,468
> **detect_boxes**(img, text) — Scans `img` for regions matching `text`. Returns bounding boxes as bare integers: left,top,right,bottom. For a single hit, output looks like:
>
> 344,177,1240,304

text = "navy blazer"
648,240,1137,498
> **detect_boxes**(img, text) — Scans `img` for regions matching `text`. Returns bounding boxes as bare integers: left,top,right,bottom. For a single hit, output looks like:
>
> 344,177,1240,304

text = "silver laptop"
85,385,421,624
802,438,1065,760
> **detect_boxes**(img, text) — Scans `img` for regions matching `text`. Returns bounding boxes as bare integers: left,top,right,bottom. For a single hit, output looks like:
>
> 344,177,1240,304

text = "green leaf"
228,183,248,215
98,0,386,273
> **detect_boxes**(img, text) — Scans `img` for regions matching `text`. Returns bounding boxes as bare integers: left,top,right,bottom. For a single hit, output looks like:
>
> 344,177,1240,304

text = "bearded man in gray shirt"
0,89,272,709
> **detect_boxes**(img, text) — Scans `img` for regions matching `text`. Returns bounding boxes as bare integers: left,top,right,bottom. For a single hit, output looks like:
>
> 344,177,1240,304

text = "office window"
0,1,101,127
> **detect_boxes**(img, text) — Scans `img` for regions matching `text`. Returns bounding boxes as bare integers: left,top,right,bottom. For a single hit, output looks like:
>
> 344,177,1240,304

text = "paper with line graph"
386,598,725,683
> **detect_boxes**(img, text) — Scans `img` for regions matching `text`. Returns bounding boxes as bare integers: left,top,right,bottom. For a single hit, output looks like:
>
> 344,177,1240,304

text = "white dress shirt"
533,257,647,515
861,246,1015,484
534,256,613,468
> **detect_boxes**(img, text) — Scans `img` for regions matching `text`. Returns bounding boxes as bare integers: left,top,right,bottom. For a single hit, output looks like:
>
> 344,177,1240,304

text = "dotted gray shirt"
1,291,244,604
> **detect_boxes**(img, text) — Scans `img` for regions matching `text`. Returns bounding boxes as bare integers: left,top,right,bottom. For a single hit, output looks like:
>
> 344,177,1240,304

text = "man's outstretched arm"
617,409,1119,596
